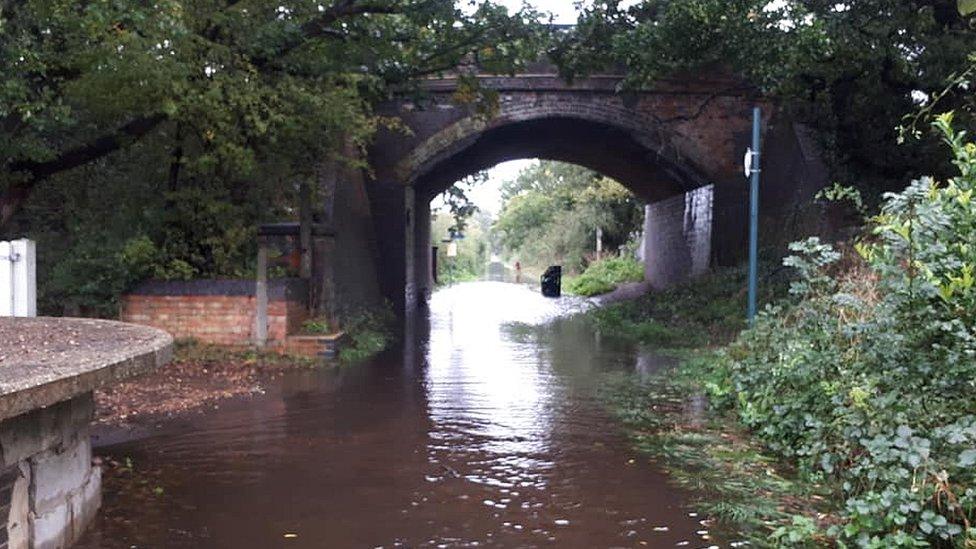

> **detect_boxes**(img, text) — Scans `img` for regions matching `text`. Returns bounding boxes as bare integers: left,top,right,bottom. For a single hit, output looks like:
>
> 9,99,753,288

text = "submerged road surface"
79,282,712,548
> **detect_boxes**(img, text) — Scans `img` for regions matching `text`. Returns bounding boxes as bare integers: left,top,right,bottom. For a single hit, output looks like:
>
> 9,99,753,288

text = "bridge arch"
409,117,697,203
399,96,712,203
346,71,825,314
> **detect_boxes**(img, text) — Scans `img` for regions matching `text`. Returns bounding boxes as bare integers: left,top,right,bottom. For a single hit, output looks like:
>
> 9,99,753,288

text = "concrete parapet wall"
0,394,100,549
120,279,309,346
0,317,172,548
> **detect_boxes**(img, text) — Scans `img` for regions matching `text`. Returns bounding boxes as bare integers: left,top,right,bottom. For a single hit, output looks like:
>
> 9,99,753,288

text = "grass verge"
600,355,838,546
586,260,842,545
565,256,645,296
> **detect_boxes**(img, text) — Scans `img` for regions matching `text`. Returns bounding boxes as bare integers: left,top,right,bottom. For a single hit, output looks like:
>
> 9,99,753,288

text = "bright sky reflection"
424,283,587,488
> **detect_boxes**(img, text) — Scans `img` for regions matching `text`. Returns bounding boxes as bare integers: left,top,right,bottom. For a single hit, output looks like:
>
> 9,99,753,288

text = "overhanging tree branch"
1,114,166,228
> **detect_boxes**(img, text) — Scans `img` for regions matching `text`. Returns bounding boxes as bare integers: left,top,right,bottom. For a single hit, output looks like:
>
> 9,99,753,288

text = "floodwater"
79,282,715,548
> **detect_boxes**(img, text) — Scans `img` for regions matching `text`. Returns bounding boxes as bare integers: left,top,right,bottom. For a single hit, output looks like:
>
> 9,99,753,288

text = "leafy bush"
339,305,397,363
711,115,976,547
565,255,644,296
565,275,614,296
301,317,332,335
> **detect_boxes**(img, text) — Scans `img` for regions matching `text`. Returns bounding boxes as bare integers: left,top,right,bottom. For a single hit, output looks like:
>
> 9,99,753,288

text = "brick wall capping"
127,278,308,301
0,317,172,422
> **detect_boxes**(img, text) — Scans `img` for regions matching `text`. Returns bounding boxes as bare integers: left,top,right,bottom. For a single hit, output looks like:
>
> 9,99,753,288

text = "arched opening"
410,116,703,204
427,159,646,292
404,116,715,307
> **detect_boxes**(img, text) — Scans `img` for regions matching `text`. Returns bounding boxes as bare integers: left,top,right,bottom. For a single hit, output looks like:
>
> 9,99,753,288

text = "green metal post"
747,107,761,325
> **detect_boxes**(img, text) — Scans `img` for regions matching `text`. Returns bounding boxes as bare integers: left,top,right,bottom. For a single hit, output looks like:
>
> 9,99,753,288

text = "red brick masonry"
120,279,308,346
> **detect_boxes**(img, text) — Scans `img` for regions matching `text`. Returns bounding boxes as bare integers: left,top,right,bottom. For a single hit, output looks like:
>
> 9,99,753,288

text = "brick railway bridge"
306,64,828,317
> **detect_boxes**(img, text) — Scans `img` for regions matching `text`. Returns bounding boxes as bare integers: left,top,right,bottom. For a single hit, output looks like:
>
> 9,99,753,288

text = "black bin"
541,265,562,298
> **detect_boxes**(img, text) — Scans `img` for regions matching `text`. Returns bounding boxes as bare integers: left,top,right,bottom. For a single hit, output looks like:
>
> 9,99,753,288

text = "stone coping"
0,317,172,422
126,277,307,300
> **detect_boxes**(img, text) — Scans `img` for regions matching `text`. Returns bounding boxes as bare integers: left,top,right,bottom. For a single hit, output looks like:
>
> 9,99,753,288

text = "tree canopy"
552,0,976,193
0,0,544,228
0,0,545,314
494,161,643,273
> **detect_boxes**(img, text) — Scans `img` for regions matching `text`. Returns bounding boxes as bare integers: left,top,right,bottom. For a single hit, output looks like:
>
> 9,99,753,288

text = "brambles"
712,117,976,546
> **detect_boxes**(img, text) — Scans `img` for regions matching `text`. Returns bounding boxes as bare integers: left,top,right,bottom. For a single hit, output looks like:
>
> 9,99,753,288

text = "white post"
12,239,36,317
0,241,12,316
1,239,36,317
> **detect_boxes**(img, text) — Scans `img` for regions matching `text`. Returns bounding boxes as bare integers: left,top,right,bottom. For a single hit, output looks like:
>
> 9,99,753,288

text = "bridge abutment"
643,185,715,288
413,194,433,306
366,182,415,314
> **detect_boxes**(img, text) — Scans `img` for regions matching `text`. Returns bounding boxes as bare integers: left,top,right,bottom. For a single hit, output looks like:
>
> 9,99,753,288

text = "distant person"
515,261,522,283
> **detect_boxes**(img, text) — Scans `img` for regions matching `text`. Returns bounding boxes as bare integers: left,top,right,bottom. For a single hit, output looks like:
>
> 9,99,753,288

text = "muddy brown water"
78,282,720,548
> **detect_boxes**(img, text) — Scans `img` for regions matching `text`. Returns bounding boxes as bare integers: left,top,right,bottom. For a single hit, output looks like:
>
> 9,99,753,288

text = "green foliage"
339,305,396,363
301,317,332,335
564,255,643,296
432,209,492,286
601,359,833,545
439,172,486,238
17,134,287,314
1,0,545,192
564,275,612,297
961,0,976,17
2,1,547,314
817,183,867,217
708,119,976,547
494,161,643,273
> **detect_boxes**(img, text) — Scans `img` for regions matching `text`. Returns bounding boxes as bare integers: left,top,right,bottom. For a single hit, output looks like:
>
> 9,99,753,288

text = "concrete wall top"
0,317,172,422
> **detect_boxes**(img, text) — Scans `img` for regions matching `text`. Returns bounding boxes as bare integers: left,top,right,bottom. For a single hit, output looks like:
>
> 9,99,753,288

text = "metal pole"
255,242,269,347
747,107,762,325
298,181,312,280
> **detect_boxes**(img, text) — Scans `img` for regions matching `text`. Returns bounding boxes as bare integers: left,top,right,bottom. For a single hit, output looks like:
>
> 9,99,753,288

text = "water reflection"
80,282,712,548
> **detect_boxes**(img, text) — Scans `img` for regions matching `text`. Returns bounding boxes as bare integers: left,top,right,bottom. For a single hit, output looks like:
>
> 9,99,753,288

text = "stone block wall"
0,394,100,549
120,279,308,346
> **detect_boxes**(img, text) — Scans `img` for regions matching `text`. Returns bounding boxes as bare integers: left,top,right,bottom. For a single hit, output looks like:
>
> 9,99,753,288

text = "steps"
280,332,347,359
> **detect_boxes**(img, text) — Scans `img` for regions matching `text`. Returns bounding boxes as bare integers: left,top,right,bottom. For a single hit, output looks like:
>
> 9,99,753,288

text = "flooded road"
79,282,711,548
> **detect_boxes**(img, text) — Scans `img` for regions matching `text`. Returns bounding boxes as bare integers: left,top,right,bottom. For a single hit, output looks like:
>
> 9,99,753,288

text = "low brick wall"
120,279,309,346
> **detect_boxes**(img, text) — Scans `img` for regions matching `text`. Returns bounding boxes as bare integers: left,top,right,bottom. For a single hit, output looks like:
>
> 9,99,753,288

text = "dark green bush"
339,305,397,363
